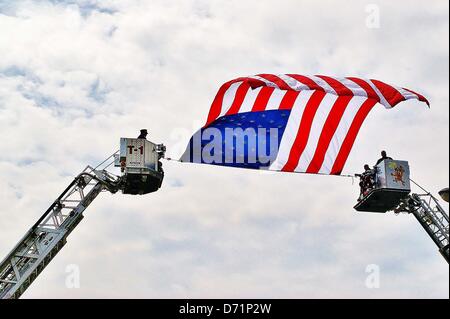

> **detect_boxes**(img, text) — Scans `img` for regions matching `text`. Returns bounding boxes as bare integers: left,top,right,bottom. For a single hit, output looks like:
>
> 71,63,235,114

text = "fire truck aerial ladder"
354,159,449,263
0,136,166,299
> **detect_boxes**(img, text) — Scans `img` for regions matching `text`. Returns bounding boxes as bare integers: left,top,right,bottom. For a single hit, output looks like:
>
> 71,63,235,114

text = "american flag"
181,74,429,175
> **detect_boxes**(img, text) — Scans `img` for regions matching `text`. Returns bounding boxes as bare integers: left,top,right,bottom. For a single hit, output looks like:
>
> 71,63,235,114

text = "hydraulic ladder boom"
399,193,449,263
0,166,120,299
354,159,449,263
0,135,165,299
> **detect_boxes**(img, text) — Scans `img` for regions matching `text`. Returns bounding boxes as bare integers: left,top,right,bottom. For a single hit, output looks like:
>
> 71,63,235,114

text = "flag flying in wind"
180,74,429,175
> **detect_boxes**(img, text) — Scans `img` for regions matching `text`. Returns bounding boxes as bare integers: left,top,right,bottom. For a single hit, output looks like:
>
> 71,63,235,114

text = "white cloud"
0,0,448,298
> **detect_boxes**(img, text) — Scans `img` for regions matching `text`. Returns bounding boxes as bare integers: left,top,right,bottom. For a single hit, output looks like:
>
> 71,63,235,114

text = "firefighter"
137,129,148,139
376,150,393,166
357,164,376,200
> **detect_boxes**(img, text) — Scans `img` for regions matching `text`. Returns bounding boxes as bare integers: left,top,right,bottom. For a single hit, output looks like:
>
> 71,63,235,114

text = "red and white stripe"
203,74,429,175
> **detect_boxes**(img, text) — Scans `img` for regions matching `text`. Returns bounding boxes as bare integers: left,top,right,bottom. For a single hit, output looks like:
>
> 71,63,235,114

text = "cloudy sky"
0,0,448,298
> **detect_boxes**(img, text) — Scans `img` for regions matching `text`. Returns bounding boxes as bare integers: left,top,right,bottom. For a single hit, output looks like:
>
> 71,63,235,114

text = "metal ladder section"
0,166,121,299
408,194,449,263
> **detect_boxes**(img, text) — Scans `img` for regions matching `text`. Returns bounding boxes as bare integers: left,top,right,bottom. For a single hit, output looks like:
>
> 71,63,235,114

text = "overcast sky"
0,0,448,298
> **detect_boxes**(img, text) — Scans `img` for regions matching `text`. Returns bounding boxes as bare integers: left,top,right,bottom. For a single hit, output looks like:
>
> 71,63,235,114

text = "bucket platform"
355,160,411,213
115,137,165,195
